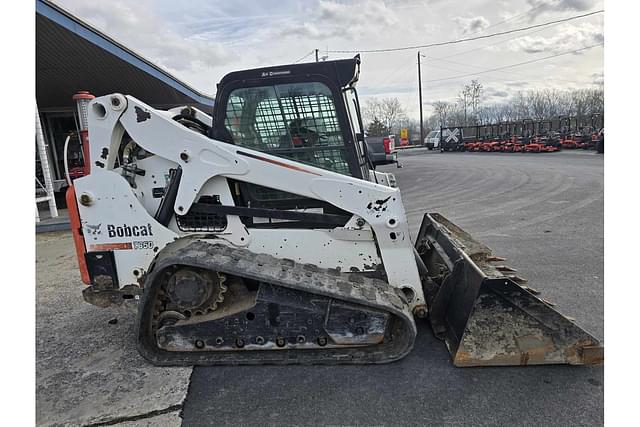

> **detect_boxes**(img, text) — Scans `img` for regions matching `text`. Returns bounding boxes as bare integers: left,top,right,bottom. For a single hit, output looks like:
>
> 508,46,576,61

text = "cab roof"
216,56,361,92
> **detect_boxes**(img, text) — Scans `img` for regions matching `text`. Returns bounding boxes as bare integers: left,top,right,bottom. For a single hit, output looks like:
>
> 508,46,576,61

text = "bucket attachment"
415,213,603,367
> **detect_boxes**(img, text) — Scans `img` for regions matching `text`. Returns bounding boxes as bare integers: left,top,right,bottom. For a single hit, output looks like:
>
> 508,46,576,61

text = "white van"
424,130,440,150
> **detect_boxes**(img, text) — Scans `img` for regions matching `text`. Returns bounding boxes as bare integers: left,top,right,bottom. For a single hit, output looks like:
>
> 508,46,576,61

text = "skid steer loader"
66,56,602,367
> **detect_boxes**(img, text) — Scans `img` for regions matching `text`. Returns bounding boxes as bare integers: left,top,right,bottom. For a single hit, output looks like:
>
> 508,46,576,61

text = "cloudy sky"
51,0,604,119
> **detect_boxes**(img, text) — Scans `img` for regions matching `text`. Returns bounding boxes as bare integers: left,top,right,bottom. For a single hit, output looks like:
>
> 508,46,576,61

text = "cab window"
224,82,352,176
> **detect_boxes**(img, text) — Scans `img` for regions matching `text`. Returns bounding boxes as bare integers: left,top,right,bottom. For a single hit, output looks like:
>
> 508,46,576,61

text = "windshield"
224,82,352,176
427,131,437,138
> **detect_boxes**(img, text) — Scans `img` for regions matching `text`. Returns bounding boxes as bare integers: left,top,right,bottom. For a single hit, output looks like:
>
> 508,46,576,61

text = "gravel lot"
183,149,604,426
36,149,603,426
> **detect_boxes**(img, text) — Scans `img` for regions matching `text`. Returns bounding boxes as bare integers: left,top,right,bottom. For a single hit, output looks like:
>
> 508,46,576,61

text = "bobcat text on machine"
66,56,602,366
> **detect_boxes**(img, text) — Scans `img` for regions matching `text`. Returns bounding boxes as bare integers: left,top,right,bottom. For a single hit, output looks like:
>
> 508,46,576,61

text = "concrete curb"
36,221,71,233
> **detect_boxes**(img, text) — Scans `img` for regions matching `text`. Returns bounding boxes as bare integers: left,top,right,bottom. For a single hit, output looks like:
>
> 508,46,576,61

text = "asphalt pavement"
182,149,604,426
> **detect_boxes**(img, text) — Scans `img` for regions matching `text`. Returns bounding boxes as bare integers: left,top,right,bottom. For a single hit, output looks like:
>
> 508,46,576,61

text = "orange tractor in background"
479,124,502,152
538,119,561,152
463,124,488,152
444,114,601,155
583,113,604,150
502,122,524,152
560,116,579,149
523,120,560,153
522,119,543,152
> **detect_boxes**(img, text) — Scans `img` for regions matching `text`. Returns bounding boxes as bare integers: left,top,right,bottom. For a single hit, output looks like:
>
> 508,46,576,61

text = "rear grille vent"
176,195,227,232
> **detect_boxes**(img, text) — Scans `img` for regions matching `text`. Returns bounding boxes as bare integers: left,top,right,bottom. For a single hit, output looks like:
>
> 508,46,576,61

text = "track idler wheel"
164,268,227,317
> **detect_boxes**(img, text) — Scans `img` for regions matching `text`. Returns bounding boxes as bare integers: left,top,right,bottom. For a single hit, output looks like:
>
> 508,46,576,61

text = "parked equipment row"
432,114,604,154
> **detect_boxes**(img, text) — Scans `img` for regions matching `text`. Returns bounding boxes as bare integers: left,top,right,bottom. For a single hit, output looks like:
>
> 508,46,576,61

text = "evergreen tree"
366,117,389,137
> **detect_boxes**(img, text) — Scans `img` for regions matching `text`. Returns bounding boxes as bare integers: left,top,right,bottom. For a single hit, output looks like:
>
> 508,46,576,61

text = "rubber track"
136,239,417,365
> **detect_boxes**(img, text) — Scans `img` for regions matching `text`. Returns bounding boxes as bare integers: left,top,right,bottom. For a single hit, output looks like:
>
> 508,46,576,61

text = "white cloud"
49,0,604,120
275,0,400,40
51,0,233,82
507,23,603,54
453,16,490,34
526,0,599,19
591,72,604,85
485,87,510,98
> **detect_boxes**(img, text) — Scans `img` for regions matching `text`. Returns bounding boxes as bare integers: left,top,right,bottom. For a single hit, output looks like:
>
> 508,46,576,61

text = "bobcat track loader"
66,56,602,366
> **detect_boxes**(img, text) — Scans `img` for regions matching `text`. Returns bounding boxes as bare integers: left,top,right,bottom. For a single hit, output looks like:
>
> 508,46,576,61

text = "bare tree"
511,92,529,121
362,98,383,127
468,80,483,121
557,91,575,117
455,80,483,125
426,85,603,129
476,105,491,125
478,103,509,124
379,97,407,133
362,97,407,134
432,101,454,128
588,87,604,115
529,91,547,120
457,85,471,125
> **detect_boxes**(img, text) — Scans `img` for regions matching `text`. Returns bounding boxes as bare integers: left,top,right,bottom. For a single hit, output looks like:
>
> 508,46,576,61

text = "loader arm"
76,93,425,311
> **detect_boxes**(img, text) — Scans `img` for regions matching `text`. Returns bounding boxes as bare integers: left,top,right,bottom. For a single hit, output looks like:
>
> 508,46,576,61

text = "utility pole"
315,49,319,62
417,51,424,146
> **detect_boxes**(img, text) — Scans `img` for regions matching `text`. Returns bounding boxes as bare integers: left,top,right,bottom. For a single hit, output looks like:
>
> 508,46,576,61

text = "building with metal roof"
35,0,214,223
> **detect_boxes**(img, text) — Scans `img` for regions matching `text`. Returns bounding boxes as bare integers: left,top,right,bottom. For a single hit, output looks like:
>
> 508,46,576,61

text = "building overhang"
36,0,215,113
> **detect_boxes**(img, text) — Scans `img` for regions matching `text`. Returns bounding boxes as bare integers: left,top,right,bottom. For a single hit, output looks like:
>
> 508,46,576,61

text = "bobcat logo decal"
85,223,102,235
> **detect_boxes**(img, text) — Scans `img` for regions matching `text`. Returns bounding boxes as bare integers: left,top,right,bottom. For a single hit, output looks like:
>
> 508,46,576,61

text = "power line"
464,2,547,37
425,58,580,85
431,19,566,61
357,7,588,87
370,54,414,87
294,50,315,63
427,55,580,84
423,43,603,83
326,10,603,54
